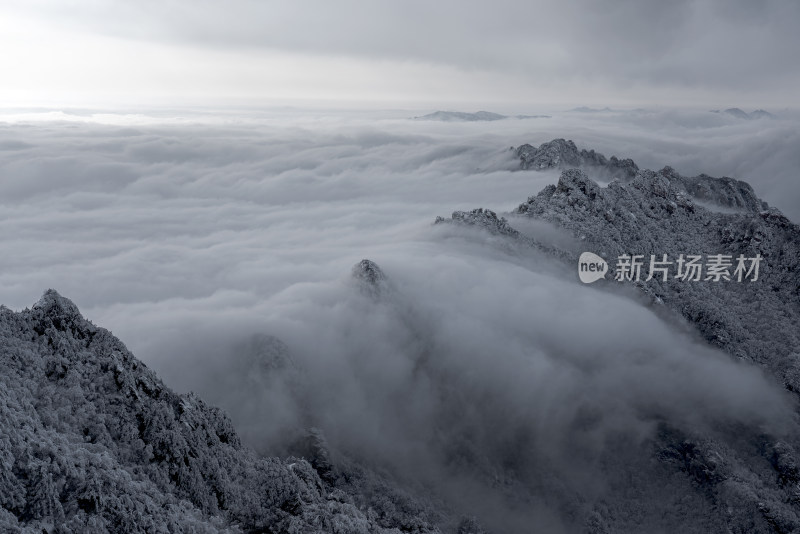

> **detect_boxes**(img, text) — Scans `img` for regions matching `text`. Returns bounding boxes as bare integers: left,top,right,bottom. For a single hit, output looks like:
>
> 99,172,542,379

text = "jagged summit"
555,167,601,199
681,171,768,212
516,138,582,168
435,208,520,238
514,138,638,178
351,259,390,300
514,139,775,214
352,258,386,287
33,289,85,322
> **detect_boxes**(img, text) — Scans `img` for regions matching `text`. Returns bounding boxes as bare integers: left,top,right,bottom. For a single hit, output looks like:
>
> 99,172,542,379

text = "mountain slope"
4,137,799,533
0,290,440,533
447,140,799,389
433,142,800,532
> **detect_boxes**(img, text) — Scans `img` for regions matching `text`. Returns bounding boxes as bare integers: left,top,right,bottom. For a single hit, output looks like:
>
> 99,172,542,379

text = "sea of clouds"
1,106,797,530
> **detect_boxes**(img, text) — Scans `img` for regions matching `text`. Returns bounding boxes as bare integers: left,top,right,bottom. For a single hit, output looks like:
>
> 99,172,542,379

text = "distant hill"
412,110,550,121
749,109,775,119
569,106,614,113
709,108,775,120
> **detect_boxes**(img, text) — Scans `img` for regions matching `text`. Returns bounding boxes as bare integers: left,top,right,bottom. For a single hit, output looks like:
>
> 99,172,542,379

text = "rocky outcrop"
352,259,389,299
435,208,520,238
681,172,768,212
514,138,638,178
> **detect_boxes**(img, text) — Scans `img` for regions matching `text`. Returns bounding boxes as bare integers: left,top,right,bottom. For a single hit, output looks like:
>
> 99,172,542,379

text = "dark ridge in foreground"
0,290,441,533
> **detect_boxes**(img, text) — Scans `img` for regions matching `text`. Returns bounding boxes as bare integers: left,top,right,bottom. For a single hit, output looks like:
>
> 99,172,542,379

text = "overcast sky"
1,0,798,109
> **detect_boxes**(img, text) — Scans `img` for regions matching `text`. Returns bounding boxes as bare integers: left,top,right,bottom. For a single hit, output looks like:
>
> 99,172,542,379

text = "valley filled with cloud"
2,106,798,530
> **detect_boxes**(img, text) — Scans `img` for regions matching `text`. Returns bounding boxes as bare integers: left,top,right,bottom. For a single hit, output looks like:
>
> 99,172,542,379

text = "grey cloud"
149,225,792,531
1,108,798,313
8,0,800,104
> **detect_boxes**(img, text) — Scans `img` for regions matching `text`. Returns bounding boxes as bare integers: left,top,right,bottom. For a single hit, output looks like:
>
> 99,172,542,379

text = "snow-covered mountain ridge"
431,139,800,532
443,140,799,375
0,290,443,533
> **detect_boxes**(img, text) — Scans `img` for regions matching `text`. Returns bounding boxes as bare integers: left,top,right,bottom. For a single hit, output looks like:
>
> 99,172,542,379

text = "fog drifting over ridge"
1,106,798,375
1,107,798,529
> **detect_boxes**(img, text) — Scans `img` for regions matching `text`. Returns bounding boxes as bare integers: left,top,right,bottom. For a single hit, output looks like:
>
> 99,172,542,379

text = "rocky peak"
557,168,601,200
31,289,88,328
352,259,385,286
351,259,389,299
33,289,82,318
516,138,581,170
515,138,638,178
680,174,767,212
436,208,520,238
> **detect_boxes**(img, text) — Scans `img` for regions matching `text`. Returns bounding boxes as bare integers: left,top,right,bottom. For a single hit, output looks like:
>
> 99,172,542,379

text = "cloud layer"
1,107,797,530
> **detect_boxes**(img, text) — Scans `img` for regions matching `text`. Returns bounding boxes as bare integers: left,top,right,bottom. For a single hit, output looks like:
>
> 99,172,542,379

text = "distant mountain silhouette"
412,110,550,121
